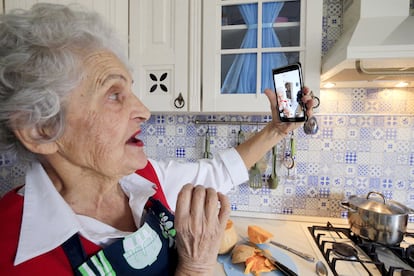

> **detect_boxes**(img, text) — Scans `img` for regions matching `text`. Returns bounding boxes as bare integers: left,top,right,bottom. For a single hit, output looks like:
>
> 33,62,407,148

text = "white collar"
14,162,155,265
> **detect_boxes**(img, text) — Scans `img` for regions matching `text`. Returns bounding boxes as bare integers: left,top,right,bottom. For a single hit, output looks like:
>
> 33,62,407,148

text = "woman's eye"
108,92,121,101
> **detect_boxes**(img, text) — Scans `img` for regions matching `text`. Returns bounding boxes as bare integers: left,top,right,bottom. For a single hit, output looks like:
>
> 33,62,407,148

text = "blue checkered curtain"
221,2,287,94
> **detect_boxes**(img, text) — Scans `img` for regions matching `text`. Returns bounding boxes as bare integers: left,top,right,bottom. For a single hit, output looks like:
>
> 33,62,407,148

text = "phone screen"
272,63,306,122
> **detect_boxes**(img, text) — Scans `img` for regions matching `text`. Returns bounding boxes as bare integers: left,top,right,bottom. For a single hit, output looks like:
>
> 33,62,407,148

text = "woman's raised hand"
263,87,315,136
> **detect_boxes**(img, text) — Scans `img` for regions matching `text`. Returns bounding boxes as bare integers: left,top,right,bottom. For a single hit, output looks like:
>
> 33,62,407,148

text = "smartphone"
272,63,306,122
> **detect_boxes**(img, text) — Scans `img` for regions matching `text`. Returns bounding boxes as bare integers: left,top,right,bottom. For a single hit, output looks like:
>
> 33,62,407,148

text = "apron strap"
61,233,87,271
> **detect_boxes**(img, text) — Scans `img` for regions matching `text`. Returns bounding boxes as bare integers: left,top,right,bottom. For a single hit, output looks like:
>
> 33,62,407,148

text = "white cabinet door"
4,0,129,56
129,0,193,112
202,0,322,113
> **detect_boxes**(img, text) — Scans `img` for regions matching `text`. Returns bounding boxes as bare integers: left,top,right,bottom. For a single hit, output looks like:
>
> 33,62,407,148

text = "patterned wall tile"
189,87,404,217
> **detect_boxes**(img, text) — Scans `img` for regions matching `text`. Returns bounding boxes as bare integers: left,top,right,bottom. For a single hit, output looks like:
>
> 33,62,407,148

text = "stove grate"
308,224,389,276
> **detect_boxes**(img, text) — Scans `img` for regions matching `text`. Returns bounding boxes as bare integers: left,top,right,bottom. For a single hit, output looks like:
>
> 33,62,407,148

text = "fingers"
190,185,221,226
264,86,317,138
217,192,231,226
264,87,314,117
264,88,276,104
174,184,231,274
175,183,194,218
175,184,230,226
301,88,313,104
264,89,280,122
300,86,315,118
190,185,207,224
204,187,219,221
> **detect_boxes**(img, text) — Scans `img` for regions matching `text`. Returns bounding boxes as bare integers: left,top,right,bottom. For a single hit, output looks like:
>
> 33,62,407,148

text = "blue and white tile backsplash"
1,0,414,219
140,87,414,218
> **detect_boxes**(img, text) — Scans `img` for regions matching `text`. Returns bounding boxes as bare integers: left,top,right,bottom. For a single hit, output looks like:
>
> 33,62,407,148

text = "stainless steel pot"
340,191,414,245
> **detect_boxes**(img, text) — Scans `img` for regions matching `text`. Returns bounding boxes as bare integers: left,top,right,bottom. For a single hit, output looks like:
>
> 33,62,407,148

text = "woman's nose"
130,94,151,121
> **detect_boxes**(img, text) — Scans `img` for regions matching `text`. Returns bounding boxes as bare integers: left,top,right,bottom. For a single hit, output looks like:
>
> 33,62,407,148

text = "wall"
139,87,414,219
1,0,414,220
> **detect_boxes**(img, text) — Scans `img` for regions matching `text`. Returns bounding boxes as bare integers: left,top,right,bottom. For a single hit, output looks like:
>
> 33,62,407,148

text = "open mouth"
126,130,143,146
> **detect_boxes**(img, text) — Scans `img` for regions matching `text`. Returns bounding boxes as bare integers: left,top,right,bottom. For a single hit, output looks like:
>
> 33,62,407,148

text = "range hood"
321,0,414,88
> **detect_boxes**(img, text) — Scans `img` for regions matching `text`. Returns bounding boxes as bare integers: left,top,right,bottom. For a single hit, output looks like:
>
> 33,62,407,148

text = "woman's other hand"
174,184,230,275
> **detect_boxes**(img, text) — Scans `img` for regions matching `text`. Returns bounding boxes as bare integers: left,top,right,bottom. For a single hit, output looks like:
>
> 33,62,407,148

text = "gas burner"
308,222,414,276
332,243,358,260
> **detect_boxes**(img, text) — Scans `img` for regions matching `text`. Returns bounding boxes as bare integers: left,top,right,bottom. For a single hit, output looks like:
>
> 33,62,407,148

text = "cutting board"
217,243,298,276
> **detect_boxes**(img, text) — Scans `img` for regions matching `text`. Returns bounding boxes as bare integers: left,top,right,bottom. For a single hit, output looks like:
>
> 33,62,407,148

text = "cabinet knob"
174,93,185,109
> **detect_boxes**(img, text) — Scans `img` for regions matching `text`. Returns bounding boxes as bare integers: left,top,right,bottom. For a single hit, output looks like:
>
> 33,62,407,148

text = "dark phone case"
272,63,306,122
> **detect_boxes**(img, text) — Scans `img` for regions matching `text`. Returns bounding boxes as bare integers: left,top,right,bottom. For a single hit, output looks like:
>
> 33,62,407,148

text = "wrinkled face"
55,50,150,178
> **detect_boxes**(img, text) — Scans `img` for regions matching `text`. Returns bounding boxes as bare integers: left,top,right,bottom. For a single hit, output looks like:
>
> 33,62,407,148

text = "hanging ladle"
304,116,319,135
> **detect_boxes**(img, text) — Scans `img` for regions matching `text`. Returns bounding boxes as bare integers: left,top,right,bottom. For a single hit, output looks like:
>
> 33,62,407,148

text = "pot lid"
348,192,411,215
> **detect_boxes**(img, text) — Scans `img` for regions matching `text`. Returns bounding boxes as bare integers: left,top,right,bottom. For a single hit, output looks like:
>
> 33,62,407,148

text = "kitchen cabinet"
129,0,197,112
202,0,323,112
131,0,323,113
5,1,323,113
4,0,187,112
3,0,129,56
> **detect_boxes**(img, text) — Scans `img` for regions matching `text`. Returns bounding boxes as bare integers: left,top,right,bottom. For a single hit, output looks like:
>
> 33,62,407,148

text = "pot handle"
339,201,357,212
366,191,386,204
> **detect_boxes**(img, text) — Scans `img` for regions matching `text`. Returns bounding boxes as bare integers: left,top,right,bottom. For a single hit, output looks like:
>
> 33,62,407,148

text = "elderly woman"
0,3,314,275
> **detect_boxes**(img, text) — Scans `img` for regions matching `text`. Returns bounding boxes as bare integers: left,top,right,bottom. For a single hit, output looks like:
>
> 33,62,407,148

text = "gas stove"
307,222,414,276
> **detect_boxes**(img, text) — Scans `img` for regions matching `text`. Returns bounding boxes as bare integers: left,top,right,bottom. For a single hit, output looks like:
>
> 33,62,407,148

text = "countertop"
215,211,349,275
216,211,414,275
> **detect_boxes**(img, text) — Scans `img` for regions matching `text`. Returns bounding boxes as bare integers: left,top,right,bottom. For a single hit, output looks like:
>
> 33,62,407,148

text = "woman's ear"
13,127,58,155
